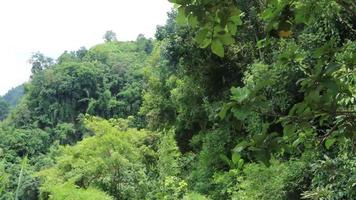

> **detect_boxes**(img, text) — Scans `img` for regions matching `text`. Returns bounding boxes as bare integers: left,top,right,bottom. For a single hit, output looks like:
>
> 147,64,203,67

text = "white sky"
0,0,172,95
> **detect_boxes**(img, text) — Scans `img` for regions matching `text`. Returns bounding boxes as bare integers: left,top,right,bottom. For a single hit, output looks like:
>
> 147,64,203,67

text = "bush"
302,147,356,199
233,158,308,200
38,117,154,200
45,182,113,200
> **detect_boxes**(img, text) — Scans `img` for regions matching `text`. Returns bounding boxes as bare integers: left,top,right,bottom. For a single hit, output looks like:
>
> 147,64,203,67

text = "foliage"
157,129,181,178
1,0,355,198
233,158,309,200
169,0,243,57
155,176,188,200
302,143,356,200
103,30,117,42
0,161,9,196
38,116,154,200
183,192,208,200
0,37,152,198
29,53,54,75
2,85,25,108
44,182,113,200
189,129,232,194
153,129,187,199
0,98,9,121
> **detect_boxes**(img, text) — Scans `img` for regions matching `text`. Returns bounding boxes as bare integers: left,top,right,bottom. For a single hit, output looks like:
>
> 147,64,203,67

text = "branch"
319,123,339,145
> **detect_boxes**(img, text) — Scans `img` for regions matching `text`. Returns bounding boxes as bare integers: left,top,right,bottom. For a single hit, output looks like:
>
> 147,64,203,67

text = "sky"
0,0,172,95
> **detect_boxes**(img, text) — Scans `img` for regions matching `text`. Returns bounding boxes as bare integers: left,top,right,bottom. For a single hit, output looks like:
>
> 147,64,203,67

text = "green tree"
29,52,54,75
2,84,25,107
38,116,154,200
1,1,354,198
103,30,117,42
0,97,10,121
0,161,9,196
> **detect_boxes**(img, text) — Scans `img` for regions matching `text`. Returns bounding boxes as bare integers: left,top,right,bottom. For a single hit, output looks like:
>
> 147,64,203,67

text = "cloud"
0,0,172,95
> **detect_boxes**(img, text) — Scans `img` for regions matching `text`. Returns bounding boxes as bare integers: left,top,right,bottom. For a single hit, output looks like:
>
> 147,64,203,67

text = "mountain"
2,84,25,107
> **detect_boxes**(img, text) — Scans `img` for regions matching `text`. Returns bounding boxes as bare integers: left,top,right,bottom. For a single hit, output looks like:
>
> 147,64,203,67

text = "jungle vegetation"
0,0,355,199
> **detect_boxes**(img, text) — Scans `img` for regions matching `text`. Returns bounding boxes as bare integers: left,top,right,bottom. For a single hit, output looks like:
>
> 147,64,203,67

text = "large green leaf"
231,87,250,103
219,103,232,119
219,34,235,45
195,28,209,44
177,6,187,25
211,39,224,57
325,138,336,150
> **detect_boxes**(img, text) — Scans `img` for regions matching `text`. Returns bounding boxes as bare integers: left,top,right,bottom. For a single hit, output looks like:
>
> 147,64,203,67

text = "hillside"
2,85,25,107
0,1,355,200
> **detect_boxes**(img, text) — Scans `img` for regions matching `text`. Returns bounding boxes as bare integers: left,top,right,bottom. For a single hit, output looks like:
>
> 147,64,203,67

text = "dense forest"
2,85,25,108
0,85,24,121
0,0,355,199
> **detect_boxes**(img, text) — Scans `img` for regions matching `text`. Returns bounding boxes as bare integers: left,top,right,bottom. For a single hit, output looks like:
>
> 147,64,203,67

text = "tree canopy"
0,1,355,199
0,97,9,121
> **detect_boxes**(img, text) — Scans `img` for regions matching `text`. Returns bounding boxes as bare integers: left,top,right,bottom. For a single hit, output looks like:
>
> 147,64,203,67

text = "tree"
2,84,25,107
0,97,9,120
29,52,54,75
1,2,354,198
136,34,153,54
0,161,9,195
38,116,154,200
76,46,88,60
103,30,117,42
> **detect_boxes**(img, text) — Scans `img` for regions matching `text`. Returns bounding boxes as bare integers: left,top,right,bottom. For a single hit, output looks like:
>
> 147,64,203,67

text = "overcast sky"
0,0,172,95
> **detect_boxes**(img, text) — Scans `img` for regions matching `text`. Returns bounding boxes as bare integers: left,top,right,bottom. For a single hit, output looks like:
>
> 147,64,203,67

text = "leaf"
213,25,225,36
231,152,241,165
231,107,249,121
211,39,224,57
231,87,250,103
177,6,187,25
230,14,242,25
325,63,339,75
233,141,248,153
261,8,273,21
188,14,198,28
283,124,296,138
237,159,244,169
292,138,302,147
227,22,237,35
199,38,212,48
312,39,336,58
325,138,336,150
305,90,320,103
195,29,209,44
219,34,235,45
219,103,231,119
253,133,267,145
256,39,266,49
219,154,232,167
289,102,307,115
